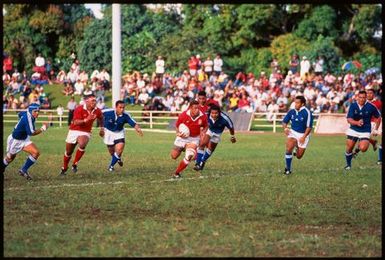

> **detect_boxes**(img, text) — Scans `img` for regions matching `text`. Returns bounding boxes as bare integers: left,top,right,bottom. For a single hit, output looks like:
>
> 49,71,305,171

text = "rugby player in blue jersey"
194,104,236,171
344,90,381,170
2,103,49,180
282,96,313,175
102,100,143,172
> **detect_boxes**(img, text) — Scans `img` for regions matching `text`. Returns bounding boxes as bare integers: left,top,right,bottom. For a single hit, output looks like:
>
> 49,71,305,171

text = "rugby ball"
178,123,190,137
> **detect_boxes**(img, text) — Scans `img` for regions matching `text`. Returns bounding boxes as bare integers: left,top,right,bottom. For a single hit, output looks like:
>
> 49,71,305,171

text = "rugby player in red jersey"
60,94,104,175
171,100,208,178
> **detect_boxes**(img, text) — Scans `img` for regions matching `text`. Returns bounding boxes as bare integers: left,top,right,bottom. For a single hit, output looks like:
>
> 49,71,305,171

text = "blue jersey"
208,112,234,134
102,108,137,132
12,111,36,140
282,106,313,133
347,101,380,133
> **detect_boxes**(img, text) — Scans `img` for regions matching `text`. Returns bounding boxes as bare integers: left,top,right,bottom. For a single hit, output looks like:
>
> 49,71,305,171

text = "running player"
60,94,104,175
282,96,313,175
194,104,236,171
3,103,49,180
102,100,143,172
345,90,381,170
170,100,208,178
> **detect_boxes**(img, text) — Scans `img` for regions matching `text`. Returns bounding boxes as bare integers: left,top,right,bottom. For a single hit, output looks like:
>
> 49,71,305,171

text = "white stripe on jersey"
124,111,136,124
221,112,233,129
27,112,35,133
303,107,311,128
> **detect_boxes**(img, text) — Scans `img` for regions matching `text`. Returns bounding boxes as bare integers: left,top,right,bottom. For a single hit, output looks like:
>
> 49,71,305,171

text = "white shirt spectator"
138,89,150,105
67,70,78,84
90,70,100,80
99,70,110,82
213,56,223,73
300,56,310,78
35,55,45,67
313,58,324,73
203,58,213,73
267,102,279,121
74,81,84,95
155,57,165,74
31,71,41,79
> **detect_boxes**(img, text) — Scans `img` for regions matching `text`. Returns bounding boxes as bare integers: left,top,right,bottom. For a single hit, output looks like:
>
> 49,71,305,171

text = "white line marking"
4,166,380,191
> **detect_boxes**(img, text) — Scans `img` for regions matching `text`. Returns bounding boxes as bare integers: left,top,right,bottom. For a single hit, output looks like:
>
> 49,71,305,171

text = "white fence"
2,109,322,133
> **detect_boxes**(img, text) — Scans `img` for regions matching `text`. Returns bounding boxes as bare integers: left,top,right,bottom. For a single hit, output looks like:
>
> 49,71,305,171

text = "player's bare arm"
229,128,236,143
134,124,143,136
31,122,49,136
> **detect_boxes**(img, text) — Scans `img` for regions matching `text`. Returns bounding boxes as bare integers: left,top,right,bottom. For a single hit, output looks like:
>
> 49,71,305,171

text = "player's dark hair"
198,90,206,97
295,95,306,105
358,90,367,95
115,100,125,107
84,93,96,100
208,104,221,114
190,100,199,106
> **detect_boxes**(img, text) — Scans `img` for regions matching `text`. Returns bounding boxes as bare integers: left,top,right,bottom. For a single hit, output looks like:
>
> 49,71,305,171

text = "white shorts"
371,122,382,135
207,129,222,144
6,134,32,156
174,136,200,148
346,128,371,140
103,129,125,145
288,129,310,149
65,130,91,144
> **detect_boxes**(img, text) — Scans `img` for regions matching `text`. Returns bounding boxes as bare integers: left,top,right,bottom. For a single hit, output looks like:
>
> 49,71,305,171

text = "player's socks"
73,148,85,165
196,148,205,164
63,152,71,170
3,158,9,168
201,149,212,163
345,152,353,167
285,152,293,171
378,145,382,162
110,152,120,167
176,158,190,174
21,155,36,172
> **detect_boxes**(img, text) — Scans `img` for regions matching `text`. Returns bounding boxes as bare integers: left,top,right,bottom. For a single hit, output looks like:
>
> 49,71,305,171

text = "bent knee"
32,151,40,158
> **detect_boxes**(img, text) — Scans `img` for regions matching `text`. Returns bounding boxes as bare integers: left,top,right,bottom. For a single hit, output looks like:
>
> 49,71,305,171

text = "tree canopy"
3,4,382,76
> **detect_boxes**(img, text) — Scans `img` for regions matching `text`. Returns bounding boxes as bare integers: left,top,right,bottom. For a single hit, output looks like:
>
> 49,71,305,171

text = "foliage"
307,35,342,74
270,34,311,73
294,5,339,42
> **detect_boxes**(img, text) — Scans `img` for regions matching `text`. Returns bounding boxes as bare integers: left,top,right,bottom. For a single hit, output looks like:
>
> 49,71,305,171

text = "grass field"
3,126,382,257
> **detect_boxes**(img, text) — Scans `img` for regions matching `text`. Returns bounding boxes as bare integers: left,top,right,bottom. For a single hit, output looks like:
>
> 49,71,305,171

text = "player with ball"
170,100,208,178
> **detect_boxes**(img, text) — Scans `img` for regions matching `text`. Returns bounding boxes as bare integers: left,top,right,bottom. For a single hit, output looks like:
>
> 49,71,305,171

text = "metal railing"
2,109,323,132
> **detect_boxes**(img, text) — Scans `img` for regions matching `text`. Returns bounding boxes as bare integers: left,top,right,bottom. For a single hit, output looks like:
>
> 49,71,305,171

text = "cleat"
19,169,33,181
193,163,201,171
344,165,351,171
117,160,123,167
283,168,292,175
199,161,206,171
172,173,182,179
377,160,382,165
372,140,378,151
108,166,115,172
71,164,78,173
60,167,67,176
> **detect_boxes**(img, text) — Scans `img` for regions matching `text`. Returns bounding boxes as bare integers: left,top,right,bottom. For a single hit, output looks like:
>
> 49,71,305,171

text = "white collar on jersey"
186,109,203,121
83,104,96,114
357,101,367,110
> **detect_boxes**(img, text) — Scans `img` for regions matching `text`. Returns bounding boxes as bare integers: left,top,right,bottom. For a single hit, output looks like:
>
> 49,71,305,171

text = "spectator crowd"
3,52,382,118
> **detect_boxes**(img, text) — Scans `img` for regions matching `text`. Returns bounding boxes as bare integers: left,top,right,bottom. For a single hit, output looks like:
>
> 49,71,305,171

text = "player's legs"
295,147,306,159
170,146,183,160
2,153,17,173
378,140,382,164
345,137,357,169
107,145,115,156
195,134,210,166
284,137,297,174
19,143,40,179
174,143,197,177
108,141,125,171
62,142,77,173
357,139,370,152
72,135,90,168
198,141,218,171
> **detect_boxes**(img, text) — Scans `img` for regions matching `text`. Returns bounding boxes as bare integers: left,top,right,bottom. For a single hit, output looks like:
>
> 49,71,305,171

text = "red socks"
175,159,190,174
73,148,85,165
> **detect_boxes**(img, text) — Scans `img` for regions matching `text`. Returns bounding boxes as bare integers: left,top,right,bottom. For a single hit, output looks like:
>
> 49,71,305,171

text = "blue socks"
21,155,36,172
285,152,293,171
345,152,353,167
201,149,212,163
196,148,205,165
110,153,120,167
379,145,382,162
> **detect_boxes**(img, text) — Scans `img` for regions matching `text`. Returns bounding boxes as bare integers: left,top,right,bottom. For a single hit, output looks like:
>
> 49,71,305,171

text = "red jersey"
176,109,208,137
69,104,103,133
198,104,209,114
370,99,382,122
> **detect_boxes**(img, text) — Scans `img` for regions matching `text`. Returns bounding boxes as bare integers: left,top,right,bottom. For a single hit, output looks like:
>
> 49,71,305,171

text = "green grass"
3,126,381,257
